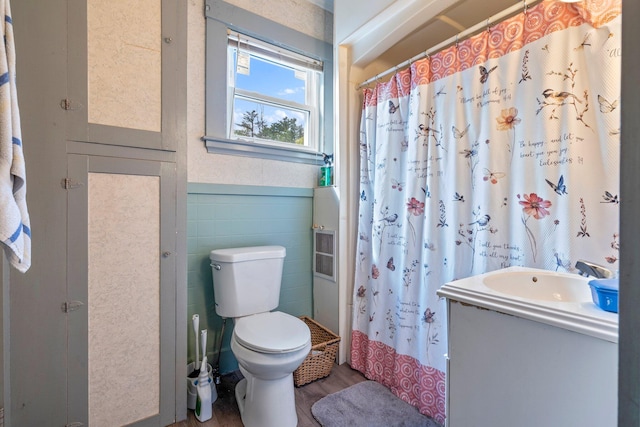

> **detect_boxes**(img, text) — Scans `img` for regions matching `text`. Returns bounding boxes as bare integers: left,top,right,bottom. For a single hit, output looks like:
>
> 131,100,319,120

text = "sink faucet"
575,260,614,279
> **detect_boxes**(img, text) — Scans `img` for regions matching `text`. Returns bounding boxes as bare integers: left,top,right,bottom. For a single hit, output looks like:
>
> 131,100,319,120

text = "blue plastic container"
588,278,619,313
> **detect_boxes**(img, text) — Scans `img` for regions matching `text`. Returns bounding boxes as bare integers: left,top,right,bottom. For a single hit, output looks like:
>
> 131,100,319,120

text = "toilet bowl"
209,246,312,427
231,311,311,427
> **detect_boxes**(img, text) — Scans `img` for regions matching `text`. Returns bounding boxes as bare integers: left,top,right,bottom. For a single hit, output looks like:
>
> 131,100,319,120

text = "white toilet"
209,245,311,427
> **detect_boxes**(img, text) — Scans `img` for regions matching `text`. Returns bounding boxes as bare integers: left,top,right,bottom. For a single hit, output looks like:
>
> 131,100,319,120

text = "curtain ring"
455,34,459,48
523,0,528,15
486,18,491,33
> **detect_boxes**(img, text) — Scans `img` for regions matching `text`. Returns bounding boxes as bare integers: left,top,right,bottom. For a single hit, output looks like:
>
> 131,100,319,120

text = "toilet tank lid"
209,245,286,262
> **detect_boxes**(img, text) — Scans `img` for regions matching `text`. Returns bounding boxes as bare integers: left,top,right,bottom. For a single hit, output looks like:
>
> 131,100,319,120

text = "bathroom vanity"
438,267,618,427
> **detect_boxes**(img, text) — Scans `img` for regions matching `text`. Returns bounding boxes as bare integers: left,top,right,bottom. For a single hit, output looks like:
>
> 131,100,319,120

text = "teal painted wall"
187,183,314,373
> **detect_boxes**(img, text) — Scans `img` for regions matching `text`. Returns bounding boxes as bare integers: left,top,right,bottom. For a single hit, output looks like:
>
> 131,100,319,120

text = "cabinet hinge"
66,423,84,427
61,301,84,313
60,98,81,111
61,178,83,190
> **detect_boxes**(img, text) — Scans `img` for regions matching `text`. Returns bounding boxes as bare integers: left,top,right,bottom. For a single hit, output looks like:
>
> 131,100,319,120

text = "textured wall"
88,173,161,426
187,0,328,186
225,0,333,43
88,0,162,131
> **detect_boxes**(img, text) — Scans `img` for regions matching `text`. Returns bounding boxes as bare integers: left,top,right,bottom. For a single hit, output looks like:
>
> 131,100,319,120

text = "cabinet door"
66,154,176,426
66,0,179,151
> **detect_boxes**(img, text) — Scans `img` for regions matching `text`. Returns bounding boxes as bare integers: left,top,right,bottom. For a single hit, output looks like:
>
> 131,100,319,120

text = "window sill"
203,135,322,165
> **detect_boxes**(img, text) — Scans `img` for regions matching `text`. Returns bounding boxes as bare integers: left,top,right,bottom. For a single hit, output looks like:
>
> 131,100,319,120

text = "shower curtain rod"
357,0,542,89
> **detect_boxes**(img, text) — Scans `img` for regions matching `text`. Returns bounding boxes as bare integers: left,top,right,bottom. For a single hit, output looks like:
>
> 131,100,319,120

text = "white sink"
482,271,591,302
438,266,619,343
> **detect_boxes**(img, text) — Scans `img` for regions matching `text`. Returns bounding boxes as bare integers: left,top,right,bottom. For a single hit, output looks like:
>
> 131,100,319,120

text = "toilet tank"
209,246,286,318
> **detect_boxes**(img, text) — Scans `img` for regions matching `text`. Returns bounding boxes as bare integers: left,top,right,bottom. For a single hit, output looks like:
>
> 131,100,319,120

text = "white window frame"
203,0,333,165
226,31,323,153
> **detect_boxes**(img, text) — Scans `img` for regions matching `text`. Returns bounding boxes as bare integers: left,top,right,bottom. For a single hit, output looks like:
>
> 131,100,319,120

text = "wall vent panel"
313,229,335,281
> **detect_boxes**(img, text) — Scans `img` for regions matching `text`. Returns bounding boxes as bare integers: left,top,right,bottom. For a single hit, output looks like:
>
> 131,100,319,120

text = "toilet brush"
189,314,200,378
201,329,208,372
195,356,212,422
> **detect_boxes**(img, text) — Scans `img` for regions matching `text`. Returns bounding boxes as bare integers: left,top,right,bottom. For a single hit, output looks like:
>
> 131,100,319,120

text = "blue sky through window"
233,51,308,129
236,54,306,104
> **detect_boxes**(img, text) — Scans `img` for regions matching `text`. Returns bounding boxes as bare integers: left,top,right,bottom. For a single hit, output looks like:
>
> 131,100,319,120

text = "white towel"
0,0,30,273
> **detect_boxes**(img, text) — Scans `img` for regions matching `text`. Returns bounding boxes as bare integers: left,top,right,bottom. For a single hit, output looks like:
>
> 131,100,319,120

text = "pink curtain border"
351,330,447,424
362,0,622,108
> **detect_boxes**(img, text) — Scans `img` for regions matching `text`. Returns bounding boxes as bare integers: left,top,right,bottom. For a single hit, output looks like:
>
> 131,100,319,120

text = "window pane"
232,97,308,145
233,50,307,104
225,33,323,152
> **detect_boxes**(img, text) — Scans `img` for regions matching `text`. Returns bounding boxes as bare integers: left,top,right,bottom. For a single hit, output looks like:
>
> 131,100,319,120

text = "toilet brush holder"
187,362,217,410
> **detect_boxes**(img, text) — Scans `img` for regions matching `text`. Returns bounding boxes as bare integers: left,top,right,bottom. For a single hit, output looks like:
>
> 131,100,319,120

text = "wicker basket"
294,316,341,387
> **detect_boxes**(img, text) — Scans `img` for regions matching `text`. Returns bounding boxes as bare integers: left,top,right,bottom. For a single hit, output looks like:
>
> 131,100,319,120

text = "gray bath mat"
311,380,442,427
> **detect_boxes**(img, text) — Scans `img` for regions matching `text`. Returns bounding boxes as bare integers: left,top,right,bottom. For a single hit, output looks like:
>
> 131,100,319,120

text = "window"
204,1,333,165
227,32,324,152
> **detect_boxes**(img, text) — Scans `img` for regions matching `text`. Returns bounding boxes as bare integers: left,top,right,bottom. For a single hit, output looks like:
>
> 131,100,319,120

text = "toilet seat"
234,311,311,354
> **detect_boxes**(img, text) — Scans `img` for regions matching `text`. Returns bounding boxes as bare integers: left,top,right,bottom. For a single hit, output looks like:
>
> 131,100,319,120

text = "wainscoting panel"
187,184,314,373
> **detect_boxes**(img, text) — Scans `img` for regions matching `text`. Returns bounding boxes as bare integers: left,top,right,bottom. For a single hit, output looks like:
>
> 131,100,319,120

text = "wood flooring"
169,363,367,427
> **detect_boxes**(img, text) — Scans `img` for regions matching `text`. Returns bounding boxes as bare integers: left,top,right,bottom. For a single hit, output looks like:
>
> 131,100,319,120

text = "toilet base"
235,373,298,427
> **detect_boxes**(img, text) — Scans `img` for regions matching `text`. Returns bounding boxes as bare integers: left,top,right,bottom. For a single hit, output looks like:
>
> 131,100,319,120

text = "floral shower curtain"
351,0,621,423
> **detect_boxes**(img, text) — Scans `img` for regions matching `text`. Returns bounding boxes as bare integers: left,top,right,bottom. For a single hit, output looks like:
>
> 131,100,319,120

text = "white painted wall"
336,0,459,65
334,0,394,44
186,0,332,187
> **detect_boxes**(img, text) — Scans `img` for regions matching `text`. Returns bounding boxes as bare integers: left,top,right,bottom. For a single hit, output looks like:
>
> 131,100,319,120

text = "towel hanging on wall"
0,0,30,273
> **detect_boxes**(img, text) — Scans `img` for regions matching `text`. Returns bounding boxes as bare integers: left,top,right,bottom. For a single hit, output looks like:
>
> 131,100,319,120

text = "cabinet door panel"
67,154,176,426
67,0,178,151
